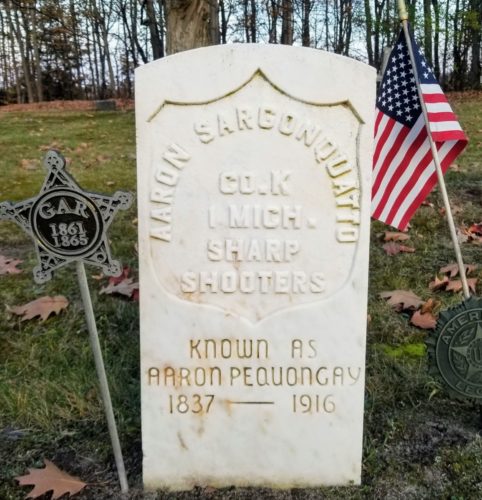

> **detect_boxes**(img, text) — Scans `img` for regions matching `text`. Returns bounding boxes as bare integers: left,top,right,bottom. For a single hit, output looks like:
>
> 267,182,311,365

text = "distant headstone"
136,45,375,489
95,99,116,111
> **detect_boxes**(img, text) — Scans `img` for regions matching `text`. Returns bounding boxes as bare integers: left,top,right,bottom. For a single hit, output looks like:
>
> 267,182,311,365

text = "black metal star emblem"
0,150,133,283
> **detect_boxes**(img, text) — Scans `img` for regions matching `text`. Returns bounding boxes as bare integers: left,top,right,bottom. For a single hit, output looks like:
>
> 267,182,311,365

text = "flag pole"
397,0,470,300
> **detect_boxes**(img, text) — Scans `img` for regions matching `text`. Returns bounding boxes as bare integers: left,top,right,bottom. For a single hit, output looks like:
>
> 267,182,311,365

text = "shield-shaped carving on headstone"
145,70,363,322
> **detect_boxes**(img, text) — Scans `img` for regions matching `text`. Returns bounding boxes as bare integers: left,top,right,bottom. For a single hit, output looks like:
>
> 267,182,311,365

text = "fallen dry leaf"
0,255,23,275
19,158,40,171
380,290,425,311
74,142,89,154
458,223,482,245
108,266,131,286
100,277,139,299
421,298,438,314
429,275,450,291
96,154,111,163
16,459,86,499
383,231,410,242
439,263,478,278
410,310,437,330
100,268,138,300
382,242,416,256
7,296,69,322
446,278,478,294
468,223,482,236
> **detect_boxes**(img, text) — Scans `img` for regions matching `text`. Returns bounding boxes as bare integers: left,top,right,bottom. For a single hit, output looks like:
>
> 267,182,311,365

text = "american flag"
371,27,467,230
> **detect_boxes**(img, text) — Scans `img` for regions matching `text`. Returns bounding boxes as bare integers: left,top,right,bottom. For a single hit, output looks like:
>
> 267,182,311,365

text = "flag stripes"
371,28,467,230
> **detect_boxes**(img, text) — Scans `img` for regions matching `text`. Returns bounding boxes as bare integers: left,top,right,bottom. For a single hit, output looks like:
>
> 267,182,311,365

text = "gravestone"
95,99,117,111
136,44,375,490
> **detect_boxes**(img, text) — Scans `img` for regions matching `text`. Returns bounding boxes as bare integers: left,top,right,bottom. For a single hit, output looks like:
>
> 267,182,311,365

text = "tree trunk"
249,0,256,42
242,0,255,42
7,0,34,103
364,0,374,66
442,0,450,86
70,0,85,98
143,0,164,59
102,27,117,96
424,0,433,64
431,0,440,78
325,0,330,50
301,0,311,47
336,0,344,53
0,10,9,99
30,4,43,102
165,0,219,55
267,0,279,44
122,11,132,97
219,0,227,43
453,0,462,89
89,16,101,98
157,0,166,54
2,7,21,103
343,0,353,56
470,0,481,88
373,0,386,69
132,0,149,64
280,0,293,45
19,4,36,98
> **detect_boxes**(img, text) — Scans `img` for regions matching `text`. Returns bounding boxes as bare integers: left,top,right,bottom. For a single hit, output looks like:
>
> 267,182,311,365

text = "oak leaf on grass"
379,290,425,311
429,275,450,291
468,223,482,236
410,310,437,330
383,231,410,242
7,296,69,322
439,262,477,278
446,278,478,294
16,459,86,499
458,223,482,244
382,242,416,256
0,255,23,275
421,298,438,314
100,268,138,300
100,277,139,299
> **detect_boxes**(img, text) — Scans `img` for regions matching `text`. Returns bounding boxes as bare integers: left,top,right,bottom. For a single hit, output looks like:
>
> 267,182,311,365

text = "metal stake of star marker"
0,150,131,493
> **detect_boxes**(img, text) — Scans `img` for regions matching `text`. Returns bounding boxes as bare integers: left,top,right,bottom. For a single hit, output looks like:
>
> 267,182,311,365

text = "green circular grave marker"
427,297,482,402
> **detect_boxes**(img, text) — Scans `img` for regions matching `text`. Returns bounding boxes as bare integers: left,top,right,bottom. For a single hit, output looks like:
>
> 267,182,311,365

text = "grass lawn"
0,99,481,499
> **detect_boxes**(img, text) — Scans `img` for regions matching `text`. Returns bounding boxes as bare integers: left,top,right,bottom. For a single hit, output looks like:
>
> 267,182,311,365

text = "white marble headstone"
136,44,375,490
